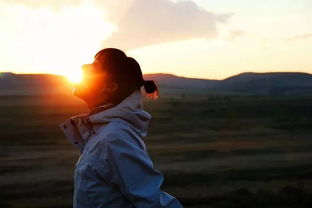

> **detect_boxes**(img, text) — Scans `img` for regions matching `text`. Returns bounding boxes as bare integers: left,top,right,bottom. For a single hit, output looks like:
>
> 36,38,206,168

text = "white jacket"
59,89,183,208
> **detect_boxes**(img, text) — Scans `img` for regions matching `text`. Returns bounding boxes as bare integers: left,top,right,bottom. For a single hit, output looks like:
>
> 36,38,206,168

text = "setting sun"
1,0,312,79
65,69,83,84
0,1,116,79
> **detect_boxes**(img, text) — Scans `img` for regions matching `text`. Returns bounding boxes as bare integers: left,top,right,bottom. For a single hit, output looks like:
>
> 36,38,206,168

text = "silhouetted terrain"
143,73,218,89
1,92,312,208
216,72,312,95
0,72,70,95
1,72,312,95
1,71,312,207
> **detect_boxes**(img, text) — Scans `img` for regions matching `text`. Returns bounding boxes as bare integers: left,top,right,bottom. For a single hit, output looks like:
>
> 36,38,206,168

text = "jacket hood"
59,89,152,152
87,89,152,137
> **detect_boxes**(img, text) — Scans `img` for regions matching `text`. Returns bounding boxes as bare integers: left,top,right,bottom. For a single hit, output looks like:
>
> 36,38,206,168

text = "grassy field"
1,89,312,208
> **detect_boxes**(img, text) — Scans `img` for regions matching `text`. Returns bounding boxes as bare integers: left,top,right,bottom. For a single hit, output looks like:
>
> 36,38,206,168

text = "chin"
72,84,88,100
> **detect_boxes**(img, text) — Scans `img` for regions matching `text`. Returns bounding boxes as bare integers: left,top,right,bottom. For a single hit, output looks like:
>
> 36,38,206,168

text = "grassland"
1,89,312,208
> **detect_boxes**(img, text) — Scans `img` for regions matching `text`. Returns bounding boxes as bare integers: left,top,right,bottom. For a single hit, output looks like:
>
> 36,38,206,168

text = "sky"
0,0,311,81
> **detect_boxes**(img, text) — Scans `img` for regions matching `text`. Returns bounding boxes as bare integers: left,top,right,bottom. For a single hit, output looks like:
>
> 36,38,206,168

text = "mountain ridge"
1,71,312,95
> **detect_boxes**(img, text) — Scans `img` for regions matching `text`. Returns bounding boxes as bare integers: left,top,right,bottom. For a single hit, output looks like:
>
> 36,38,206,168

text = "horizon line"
1,70,312,81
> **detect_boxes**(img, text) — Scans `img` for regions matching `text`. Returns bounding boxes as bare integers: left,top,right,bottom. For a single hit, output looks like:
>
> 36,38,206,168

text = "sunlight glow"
0,1,117,78
65,69,83,84
1,0,312,79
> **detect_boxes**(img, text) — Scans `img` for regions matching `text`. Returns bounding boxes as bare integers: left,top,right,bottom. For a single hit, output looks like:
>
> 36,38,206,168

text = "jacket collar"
59,89,151,153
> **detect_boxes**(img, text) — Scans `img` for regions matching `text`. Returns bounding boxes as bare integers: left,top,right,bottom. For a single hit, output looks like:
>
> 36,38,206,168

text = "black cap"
93,48,159,104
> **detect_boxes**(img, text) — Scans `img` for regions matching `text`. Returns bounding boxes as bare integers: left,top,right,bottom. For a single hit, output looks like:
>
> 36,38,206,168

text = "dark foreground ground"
1,89,312,208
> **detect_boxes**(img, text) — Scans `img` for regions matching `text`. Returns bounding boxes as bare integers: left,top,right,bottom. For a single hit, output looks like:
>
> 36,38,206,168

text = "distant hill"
0,72,71,95
1,71,312,95
143,73,217,89
216,72,312,95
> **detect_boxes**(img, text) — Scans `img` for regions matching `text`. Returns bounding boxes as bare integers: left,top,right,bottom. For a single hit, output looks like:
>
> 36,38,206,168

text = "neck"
87,97,110,111
88,102,117,115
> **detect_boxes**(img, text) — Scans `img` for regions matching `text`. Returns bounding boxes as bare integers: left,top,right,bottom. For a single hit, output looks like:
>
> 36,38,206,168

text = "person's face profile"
72,59,106,98
72,58,118,106
81,59,104,83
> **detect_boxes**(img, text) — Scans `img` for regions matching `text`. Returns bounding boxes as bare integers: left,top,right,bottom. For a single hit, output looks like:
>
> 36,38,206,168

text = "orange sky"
0,0,311,81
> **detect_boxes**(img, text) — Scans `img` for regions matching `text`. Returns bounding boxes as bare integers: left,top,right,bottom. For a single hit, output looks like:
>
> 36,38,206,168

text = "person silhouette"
59,48,183,208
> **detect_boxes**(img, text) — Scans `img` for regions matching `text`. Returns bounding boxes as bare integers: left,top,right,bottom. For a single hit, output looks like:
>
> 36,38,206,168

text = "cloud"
5,0,82,10
101,0,232,50
226,30,244,41
4,0,232,50
286,33,312,42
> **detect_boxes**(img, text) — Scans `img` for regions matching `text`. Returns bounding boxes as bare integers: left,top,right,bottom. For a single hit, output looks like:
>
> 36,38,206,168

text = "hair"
94,48,159,102
143,80,159,99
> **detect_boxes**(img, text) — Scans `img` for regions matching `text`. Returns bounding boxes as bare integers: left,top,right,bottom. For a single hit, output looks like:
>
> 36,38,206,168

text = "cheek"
80,76,98,90
74,74,107,96
92,76,107,90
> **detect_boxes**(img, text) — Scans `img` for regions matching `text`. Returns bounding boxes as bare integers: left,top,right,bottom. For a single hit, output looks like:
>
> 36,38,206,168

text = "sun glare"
65,70,83,84
0,2,117,80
